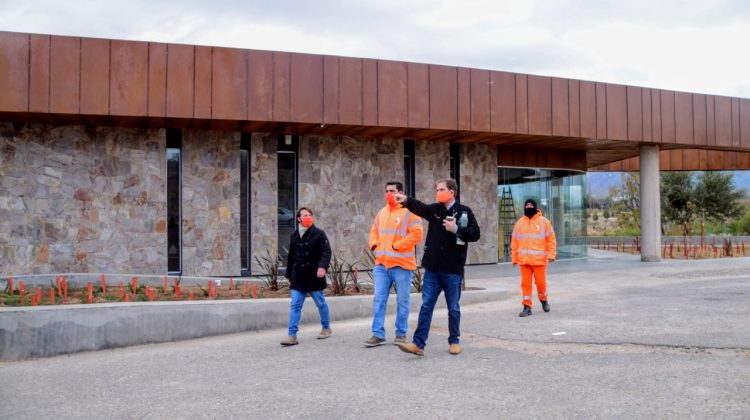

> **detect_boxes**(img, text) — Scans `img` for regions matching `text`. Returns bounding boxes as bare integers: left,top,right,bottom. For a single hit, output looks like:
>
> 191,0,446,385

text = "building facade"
1,31,749,276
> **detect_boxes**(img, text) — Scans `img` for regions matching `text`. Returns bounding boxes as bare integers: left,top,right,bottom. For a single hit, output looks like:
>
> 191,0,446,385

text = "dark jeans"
412,270,462,349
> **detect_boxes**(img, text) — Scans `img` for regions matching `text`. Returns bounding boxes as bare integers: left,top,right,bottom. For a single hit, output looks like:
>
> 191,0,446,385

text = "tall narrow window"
240,133,251,275
404,139,415,196
166,129,182,274
277,134,298,259
449,143,460,200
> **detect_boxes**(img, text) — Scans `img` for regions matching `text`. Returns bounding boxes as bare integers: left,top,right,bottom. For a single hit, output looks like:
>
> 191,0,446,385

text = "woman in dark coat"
280,207,332,346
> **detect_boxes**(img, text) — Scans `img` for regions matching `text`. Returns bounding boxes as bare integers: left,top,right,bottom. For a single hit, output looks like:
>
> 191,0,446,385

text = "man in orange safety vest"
364,181,424,347
511,198,557,317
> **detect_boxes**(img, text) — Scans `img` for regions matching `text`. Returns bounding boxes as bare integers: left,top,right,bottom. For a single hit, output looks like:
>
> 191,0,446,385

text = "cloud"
1,0,748,97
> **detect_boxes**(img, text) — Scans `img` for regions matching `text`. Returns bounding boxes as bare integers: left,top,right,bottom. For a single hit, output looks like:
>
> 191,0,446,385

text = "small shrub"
327,253,348,296
253,250,285,291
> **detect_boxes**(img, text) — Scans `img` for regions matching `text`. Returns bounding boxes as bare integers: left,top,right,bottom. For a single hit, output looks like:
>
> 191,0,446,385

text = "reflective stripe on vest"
378,210,412,236
373,250,416,258
518,249,547,255
514,233,545,239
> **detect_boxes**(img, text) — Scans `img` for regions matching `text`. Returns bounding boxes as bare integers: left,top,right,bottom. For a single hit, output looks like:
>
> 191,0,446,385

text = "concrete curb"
0,287,511,361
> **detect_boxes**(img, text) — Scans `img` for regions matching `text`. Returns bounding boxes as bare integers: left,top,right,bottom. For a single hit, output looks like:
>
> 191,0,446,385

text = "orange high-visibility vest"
511,210,557,266
368,205,424,270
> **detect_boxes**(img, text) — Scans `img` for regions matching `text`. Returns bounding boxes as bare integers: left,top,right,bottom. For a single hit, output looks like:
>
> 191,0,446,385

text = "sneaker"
540,300,550,312
364,336,386,347
393,336,407,345
317,328,332,339
397,342,424,356
280,335,298,346
449,344,462,355
519,305,532,317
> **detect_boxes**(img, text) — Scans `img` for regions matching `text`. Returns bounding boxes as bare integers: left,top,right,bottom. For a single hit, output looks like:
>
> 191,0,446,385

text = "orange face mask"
436,190,453,204
385,192,397,206
300,215,314,228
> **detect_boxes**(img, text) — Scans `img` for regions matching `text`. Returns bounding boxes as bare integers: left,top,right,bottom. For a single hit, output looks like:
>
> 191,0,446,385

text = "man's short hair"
296,207,314,218
436,178,458,192
385,181,403,192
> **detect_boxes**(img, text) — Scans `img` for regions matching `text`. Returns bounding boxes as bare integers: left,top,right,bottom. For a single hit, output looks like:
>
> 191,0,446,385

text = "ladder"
499,187,516,260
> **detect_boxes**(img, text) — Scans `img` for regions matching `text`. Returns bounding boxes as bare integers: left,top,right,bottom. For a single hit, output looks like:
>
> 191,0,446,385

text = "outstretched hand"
317,268,327,278
393,193,407,204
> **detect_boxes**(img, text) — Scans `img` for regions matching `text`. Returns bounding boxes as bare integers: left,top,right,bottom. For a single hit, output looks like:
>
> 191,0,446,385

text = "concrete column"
639,144,661,262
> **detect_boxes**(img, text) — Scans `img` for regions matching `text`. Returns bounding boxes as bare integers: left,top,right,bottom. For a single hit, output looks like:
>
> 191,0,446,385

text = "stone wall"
414,139,451,203
181,131,241,276
298,136,404,265
1,123,501,276
249,133,278,273
0,122,166,275
460,143,499,264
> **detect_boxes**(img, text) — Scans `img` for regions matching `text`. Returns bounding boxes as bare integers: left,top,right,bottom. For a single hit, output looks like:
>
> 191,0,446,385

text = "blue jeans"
371,264,412,339
412,270,462,349
288,289,330,337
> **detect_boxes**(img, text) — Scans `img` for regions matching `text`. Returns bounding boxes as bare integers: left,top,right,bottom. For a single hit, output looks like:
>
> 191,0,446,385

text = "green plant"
360,247,376,284
345,262,361,293
327,253,348,296
253,250,285,291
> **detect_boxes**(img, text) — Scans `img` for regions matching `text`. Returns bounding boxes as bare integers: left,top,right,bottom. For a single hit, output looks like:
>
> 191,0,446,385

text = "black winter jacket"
286,225,332,292
403,197,480,276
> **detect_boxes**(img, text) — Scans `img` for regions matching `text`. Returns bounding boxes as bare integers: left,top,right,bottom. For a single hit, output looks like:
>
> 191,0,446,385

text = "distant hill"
586,171,750,198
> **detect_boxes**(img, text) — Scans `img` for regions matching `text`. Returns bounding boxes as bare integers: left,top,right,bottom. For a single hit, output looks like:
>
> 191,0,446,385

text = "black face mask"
524,207,537,218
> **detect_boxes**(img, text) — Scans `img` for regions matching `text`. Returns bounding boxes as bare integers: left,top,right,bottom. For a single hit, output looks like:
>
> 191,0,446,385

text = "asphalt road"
1,251,749,419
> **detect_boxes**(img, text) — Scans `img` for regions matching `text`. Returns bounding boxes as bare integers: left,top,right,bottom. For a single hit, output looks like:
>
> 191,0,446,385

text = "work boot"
393,336,407,345
280,335,298,346
364,336,386,347
540,300,550,312
519,305,532,317
397,342,424,356
449,344,462,355
317,328,332,339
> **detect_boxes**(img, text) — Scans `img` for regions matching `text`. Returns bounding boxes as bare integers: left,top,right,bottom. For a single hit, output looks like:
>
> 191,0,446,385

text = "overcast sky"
1,0,749,98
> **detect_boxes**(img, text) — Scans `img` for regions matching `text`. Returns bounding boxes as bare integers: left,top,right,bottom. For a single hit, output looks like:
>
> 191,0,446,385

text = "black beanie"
524,198,538,209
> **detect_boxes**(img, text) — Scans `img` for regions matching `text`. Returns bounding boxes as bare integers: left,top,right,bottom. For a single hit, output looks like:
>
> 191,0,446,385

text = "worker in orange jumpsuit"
511,198,556,317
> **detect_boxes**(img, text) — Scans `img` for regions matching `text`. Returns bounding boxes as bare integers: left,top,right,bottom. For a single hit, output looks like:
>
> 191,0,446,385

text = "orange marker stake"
117,283,124,299
18,281,25,296
124,293,130,302
251,284,257,299
229,278,234,291
100,274,107,293
36,287,43,303
19,290,25,306
189,291,194,300
31,295,37,306
49,288,55,304
86,283,93,304
131,277,138,294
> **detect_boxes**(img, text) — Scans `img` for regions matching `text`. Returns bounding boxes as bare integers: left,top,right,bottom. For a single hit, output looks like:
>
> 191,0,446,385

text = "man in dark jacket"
281,207,333,346
393,179,480,356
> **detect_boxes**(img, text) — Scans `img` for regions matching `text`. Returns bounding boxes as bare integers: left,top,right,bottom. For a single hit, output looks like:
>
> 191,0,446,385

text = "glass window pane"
240,149,249,271
498,167,587,262
167,148,181,273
